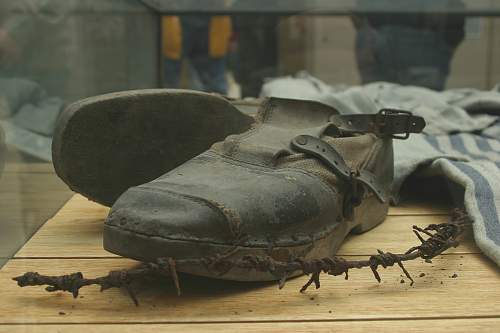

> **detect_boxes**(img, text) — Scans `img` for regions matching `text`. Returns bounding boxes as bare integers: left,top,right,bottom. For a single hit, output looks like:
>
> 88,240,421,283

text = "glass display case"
1,0,499,266
2,1,500,330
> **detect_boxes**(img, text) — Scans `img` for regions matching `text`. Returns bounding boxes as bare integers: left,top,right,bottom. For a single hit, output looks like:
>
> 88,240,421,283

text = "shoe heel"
350,199,389,234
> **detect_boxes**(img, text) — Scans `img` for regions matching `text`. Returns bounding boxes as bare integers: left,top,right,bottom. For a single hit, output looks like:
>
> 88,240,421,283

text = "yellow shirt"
162,16,232,60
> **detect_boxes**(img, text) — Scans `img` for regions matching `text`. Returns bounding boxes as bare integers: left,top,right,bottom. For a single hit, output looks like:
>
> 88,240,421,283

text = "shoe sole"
52,89,255,206
103,195,388,281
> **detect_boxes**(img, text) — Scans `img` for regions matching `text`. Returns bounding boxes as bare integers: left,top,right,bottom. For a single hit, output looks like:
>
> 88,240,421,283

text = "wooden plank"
3,163,55,174
0,254,497,324
0,172,69,193
14,195,476,258
1,318,500,333
389,201,449,216
342,216,476,254
0,166,72,268
0,192,72,220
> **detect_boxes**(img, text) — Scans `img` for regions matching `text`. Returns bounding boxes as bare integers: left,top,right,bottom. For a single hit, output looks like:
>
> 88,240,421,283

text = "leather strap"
330,109,425,139
289,110,424,204
291,135,388,203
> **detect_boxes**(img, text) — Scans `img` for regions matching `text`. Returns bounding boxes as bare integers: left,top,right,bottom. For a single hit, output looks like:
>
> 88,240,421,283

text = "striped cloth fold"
262,74,500,266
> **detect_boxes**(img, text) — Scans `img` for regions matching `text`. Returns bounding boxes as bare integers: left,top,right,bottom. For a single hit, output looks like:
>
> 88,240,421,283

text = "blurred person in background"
162,15,232,95
0,27,18,67
352,0,465,90
230,15,279,98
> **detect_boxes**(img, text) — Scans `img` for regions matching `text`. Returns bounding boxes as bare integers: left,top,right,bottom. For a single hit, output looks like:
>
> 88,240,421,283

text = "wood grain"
0,173,70,193
2,187,497,331
0,163,72,268
3,163,55,174
1,318,500,333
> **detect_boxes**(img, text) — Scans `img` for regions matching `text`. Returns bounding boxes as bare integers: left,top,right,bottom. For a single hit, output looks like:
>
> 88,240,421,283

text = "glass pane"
1,0,499,267
0,0,159,267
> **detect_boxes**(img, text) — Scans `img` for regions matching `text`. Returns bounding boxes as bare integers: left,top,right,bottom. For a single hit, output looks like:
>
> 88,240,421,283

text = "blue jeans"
163,16,228,94
164,56,228,94
355,24,454,91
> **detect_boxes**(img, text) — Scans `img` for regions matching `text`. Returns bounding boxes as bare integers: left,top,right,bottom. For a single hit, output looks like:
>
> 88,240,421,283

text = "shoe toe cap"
105,186,235,245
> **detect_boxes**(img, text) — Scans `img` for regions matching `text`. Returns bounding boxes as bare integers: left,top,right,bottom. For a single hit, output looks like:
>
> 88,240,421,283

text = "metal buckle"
376,109,413,140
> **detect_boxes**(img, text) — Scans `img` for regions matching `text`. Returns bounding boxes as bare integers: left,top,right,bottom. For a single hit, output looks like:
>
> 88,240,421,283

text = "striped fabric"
394,132,500,265
262,74,500,266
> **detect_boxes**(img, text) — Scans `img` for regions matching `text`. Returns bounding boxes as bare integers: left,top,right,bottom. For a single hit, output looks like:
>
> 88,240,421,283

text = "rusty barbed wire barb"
13,209,470,305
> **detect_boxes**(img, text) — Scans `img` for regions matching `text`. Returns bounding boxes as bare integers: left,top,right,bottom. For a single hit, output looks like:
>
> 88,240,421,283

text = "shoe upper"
106,98,395,251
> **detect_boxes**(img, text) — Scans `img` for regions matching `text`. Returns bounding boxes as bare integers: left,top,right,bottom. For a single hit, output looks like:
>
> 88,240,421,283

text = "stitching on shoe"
359,135,383,171
109,175,343,248
122,184,330,247
205,200,244,242
233,99,286,159
107,195,387,250
105,216,344,249
207,150,337,198
112,186,236,240
222,99,273,157
106,223,235,247
111,145,386,248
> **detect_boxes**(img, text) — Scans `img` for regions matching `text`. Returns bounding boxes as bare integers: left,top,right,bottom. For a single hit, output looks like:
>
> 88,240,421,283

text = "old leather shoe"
104,98,425,281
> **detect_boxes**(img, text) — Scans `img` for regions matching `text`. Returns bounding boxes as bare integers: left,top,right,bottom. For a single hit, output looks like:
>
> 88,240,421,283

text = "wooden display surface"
0,193,499,332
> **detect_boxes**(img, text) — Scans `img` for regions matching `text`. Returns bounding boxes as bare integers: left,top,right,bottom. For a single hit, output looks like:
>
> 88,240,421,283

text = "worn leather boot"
52,89,255,206
104,98,425,281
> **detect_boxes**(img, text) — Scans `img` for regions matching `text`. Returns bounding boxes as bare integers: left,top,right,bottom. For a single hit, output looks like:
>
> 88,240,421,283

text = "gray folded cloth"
11,96,64,136
262,73,500,267
0,121,52,162
0,78,64,136
0,78,43,118
0,78,64,161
